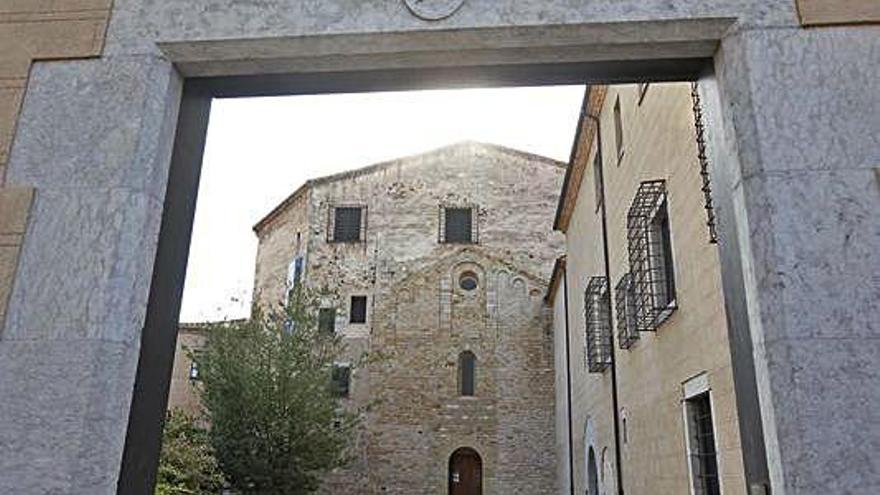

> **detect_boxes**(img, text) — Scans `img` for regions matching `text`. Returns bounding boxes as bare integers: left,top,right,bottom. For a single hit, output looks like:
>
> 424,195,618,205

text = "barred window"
584,276,612,373
331,364,351,398
439,206,477,244
685,393,720,495
328,205,366,243
615,273,639,349
318,308,336,334
627,180,677,332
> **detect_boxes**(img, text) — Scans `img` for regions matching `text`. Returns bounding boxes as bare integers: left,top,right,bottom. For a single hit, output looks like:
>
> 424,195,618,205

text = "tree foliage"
155,409,225,495
195,287,360,494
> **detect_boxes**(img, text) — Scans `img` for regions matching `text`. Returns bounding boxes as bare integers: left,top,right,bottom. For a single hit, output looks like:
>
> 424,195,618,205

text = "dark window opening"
350,295,367,324
686,393,720,495
331,364,351,398
459,351,476,396
319,308,336,334
650,200,677,308
593,152,604,212
441,207,476,244
614,95,625,163
584,276,612,373
330,206,365,243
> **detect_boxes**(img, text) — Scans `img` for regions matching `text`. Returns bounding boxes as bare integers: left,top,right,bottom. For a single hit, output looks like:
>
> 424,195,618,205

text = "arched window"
459,351,476,396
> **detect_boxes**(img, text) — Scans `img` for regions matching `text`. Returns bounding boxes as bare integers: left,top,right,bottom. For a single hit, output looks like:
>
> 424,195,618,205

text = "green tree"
195,287,360,495
155,409,225,495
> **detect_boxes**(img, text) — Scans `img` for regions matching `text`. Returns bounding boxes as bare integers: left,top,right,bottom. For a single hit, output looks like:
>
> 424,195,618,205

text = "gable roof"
253,141,565,234
553,85,607,232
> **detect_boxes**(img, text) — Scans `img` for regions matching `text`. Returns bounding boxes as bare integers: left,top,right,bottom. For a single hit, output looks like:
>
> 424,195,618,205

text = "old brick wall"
254,142,564,494
557,83,748,494
0,0,111,330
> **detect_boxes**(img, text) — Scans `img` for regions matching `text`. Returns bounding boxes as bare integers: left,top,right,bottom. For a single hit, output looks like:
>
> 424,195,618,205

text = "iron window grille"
686,393,721,495
331,364,351,398
349,295,367,324
439,205,478,244
627,180,677,332
327,205,367,243
584,276,612,373
318,308,336,334
615,273,639,349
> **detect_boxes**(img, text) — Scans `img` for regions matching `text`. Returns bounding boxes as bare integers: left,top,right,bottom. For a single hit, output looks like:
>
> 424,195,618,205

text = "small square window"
318,308,336,334
441,207,475,244
331,364,351,398
330,206,365,243
350,296,367,324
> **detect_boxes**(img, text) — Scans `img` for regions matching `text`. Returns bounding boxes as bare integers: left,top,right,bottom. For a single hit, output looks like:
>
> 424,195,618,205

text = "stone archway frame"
7,4,877,494
122,20,763,494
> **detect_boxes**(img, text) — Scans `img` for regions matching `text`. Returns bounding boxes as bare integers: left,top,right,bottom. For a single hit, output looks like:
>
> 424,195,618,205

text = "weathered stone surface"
0,338,138,494
7,55,182,197
247,142,564,494
3,187,163,342
104,0,799,59
714,25,880,495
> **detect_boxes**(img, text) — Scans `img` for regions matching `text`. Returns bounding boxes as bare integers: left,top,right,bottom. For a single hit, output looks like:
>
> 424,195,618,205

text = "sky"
179,85,585,323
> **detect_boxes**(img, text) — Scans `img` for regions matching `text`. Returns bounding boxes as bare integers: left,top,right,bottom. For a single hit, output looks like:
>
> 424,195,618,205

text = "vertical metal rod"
588,114,625,495
562,259,576,495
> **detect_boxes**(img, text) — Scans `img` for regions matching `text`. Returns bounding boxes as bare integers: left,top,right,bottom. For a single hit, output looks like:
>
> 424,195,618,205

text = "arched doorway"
449,447,482,495
587,447,599,495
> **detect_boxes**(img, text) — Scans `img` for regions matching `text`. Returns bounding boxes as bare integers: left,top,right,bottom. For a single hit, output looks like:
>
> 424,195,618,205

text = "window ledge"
655,300,678,329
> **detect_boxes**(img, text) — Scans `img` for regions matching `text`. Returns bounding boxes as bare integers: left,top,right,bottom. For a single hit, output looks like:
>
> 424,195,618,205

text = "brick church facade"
171,141,566,494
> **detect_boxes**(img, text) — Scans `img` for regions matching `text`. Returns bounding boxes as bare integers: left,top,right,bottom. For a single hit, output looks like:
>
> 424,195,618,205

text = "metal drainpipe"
562,261,575,495
587,113,625,495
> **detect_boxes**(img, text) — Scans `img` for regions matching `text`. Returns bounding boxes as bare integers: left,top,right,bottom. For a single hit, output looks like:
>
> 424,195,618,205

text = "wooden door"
449,447,482,495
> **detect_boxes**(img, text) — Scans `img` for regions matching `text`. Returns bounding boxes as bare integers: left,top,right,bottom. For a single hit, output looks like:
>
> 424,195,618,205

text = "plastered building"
549,83,749,495
177,141,567,494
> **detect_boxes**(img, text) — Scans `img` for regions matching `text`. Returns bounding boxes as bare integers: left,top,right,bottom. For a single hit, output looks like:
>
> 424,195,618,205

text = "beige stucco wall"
556,83,747,495
0,0,111,330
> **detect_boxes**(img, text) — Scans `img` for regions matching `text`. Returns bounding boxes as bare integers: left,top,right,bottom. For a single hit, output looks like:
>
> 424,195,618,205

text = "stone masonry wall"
252,141,565,494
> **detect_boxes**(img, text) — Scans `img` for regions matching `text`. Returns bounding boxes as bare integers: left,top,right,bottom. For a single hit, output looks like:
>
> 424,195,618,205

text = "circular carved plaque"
403,0,466,21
